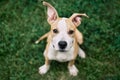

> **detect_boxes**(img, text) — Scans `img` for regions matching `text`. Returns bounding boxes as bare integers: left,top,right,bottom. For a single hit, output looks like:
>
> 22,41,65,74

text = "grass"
0,0,120,80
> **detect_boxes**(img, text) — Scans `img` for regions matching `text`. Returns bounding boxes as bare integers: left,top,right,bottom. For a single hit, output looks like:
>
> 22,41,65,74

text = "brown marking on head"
65,19,76,38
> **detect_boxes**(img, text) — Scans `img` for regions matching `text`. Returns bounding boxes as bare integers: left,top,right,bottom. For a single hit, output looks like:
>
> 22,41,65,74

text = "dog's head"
43,1,88,52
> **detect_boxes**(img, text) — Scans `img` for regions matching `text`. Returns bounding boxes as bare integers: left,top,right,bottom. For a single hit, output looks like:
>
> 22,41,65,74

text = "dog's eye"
68,30,74,34
53,29,59,33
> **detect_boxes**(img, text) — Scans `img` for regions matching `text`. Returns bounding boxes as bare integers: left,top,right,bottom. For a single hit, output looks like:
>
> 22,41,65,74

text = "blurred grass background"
0,0,120,80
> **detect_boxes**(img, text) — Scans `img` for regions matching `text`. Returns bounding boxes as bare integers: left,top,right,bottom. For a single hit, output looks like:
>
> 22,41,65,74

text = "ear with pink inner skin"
69,13,88,27
43,1,59,24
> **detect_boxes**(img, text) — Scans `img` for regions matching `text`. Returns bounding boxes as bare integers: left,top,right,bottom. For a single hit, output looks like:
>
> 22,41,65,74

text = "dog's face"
43,2,88,52
51,18,76,52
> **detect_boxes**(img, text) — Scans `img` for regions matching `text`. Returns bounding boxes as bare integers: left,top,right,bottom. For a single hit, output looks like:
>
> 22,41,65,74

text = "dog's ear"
69,13,88,27
43,1,59,24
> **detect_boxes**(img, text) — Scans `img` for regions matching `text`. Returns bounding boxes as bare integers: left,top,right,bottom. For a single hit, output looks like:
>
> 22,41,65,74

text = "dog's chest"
47,46,74,62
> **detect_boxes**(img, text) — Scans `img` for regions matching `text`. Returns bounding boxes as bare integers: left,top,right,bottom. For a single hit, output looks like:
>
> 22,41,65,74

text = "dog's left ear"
69,13,88,27
43,1,59,24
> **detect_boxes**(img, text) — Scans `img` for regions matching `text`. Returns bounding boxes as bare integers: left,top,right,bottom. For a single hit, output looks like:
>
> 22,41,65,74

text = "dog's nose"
58,41,67,49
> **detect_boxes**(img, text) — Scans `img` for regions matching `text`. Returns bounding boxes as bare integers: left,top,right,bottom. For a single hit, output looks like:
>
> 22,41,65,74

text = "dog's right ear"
43,1,59,24
69,13,88,27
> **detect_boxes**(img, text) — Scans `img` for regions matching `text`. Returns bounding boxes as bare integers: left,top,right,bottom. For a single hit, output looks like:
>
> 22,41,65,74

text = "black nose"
58,41,67,49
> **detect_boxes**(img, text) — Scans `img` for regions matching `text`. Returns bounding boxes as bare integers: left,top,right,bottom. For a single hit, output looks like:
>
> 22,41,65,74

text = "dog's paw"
39,65,50,75
78,48,86,58
68,65,78,76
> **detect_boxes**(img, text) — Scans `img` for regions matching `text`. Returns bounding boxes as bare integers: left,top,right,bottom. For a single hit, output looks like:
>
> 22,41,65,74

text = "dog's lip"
58,49,67,52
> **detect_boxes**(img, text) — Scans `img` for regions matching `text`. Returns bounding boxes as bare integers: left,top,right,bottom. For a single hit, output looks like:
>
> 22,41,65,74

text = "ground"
0,0,120,80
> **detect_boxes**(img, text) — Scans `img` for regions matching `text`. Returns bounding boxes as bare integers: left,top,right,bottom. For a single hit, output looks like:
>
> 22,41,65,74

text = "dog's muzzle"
58,41,67,51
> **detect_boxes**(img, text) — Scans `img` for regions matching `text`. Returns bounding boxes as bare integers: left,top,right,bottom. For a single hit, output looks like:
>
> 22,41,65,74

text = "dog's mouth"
58,49,67,52
52,44,68,52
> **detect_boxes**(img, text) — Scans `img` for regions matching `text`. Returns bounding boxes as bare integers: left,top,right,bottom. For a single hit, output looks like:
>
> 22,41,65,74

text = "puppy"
36,1,88,76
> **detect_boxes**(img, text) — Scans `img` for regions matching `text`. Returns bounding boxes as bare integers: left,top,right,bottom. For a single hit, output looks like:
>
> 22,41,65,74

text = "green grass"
0,0,120,80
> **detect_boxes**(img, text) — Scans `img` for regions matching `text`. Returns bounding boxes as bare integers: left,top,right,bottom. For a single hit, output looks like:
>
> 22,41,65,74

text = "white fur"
39,64,50,74
52,18,74,51
35,40,39,44
78,47,86,58
57,18,67,31
68,65,78,76
45,43,74,62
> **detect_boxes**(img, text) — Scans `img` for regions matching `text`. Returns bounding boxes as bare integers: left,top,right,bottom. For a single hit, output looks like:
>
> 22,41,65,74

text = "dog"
36,1,88,76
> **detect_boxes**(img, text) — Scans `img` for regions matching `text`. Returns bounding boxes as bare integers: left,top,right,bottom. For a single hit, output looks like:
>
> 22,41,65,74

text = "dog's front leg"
68,60,78,76
39,46,51,74
39,56,50,75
